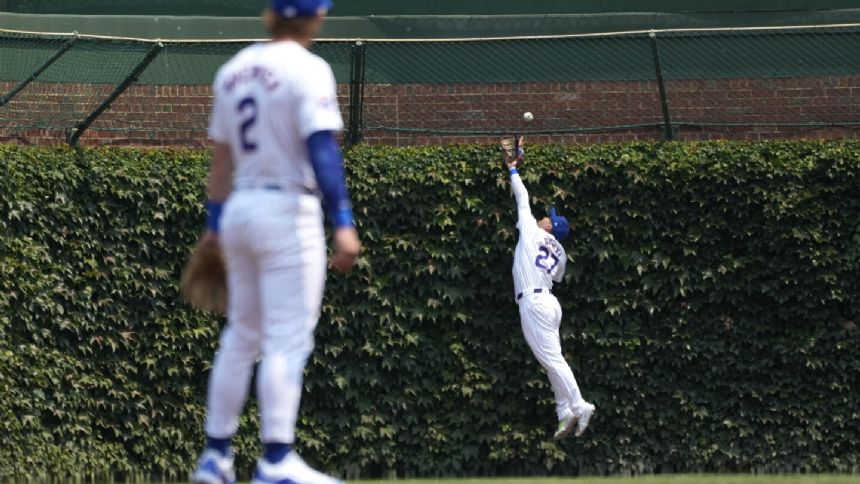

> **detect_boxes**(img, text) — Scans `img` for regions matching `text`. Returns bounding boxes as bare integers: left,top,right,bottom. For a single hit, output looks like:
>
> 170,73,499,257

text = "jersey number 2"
237,96,258,152
535,246,560,274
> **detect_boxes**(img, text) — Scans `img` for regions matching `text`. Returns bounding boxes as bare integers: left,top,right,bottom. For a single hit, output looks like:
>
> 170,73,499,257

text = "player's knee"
220,324,263,353
537,352,567,368
262,332,314,358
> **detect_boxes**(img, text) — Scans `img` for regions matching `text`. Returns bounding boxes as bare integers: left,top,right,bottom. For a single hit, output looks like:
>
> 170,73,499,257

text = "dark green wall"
4,0,860,16
3,1,860,42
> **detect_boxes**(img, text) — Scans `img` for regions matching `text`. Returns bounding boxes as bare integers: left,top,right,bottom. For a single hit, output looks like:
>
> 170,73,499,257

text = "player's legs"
194,195,264,483
519,294,586,421
204,244,263,438
248,194,340,483
253,193,326,444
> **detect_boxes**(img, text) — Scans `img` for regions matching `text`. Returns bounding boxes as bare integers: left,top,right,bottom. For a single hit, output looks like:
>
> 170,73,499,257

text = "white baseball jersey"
510,173,566,298
508,172,587,423
203,40,342,445
208,40,343,192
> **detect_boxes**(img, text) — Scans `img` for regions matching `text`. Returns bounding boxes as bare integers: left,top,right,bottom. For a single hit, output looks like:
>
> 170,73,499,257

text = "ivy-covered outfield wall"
0,141,858,481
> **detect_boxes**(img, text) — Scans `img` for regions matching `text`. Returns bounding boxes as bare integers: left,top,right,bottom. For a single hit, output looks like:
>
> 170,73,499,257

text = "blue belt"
236,183,316,195
516,288,549,301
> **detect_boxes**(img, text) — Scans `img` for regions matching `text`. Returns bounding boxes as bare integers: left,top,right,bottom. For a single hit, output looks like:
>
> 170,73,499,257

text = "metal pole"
649,31,674,140
0,32,80,107
67,41,163,146
346,40,366,148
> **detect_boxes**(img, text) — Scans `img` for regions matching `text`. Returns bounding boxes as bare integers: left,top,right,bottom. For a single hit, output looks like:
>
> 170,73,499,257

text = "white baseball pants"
204,189,326,444
518,292,587,421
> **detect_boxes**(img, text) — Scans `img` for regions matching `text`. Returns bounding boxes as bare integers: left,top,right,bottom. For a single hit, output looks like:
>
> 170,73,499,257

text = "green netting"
659,29,860,79
5,30,857,85
135,42,245,86
0,32,157,136
46,38,153,83
1,38,357,85
364,36,655,84
0,34,154,86
1,25,859,145
138,41,355,86
0,32,68,81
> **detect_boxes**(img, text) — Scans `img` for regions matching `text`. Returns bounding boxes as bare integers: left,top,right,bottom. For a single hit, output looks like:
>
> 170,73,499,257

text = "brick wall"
2,76,858,147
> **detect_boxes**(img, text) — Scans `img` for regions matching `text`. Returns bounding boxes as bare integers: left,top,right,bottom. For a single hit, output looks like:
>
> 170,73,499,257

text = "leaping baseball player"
191,0,360,483
502,136,595,440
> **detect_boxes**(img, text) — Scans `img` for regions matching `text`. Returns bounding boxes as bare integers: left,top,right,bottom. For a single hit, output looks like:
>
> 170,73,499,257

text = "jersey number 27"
535,245,560,274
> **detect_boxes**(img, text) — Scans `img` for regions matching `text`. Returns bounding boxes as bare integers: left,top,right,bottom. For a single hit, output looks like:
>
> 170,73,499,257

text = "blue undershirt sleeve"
306,130,354,228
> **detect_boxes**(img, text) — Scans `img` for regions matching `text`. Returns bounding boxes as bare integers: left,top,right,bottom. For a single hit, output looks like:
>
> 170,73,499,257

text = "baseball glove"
180,239,227,315
500,135,525,165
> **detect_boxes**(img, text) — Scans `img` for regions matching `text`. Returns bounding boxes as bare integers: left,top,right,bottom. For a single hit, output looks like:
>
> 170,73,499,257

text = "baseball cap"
271,0,332,18
549,207,570,241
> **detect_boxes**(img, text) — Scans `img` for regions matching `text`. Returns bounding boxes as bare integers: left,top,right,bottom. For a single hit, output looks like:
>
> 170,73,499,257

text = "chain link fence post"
649,31,674,140
346,40,366,148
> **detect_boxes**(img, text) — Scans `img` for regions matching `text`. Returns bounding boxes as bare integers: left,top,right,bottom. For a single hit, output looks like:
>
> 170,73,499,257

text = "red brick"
3,76,860,146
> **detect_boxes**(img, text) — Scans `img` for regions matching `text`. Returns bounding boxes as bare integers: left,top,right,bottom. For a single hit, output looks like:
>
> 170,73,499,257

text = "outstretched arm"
502,136,535,228
510,169,532,223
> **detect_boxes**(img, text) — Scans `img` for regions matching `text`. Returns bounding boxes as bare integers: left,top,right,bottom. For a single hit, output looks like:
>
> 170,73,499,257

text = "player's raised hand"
331,226,361,272
501,138,518,169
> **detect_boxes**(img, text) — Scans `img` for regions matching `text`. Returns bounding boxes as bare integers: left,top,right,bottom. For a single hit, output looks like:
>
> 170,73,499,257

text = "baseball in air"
523,111,534,122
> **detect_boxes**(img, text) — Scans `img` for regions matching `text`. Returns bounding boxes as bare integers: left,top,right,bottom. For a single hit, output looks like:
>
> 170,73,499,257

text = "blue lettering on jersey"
224,65,280,92
534,236,563,274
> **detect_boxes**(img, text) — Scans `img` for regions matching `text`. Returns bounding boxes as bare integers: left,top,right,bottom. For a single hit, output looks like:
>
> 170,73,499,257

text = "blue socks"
263,442,292,463
206,436,291,463
206,436,231,457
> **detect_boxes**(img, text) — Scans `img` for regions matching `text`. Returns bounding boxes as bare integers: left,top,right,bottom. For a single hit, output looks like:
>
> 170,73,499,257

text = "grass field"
147,473,860,484
346,476,860,484
143,475,860,484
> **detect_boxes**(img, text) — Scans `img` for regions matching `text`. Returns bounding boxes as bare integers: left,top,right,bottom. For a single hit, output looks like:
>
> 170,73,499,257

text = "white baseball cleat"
191,449,236,484
574,402,596,437
252,451,343,484
552,413,577,440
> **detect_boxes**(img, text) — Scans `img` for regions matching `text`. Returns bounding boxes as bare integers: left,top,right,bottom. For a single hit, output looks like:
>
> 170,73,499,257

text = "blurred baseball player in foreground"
502,136,595,440
191,0,360,482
